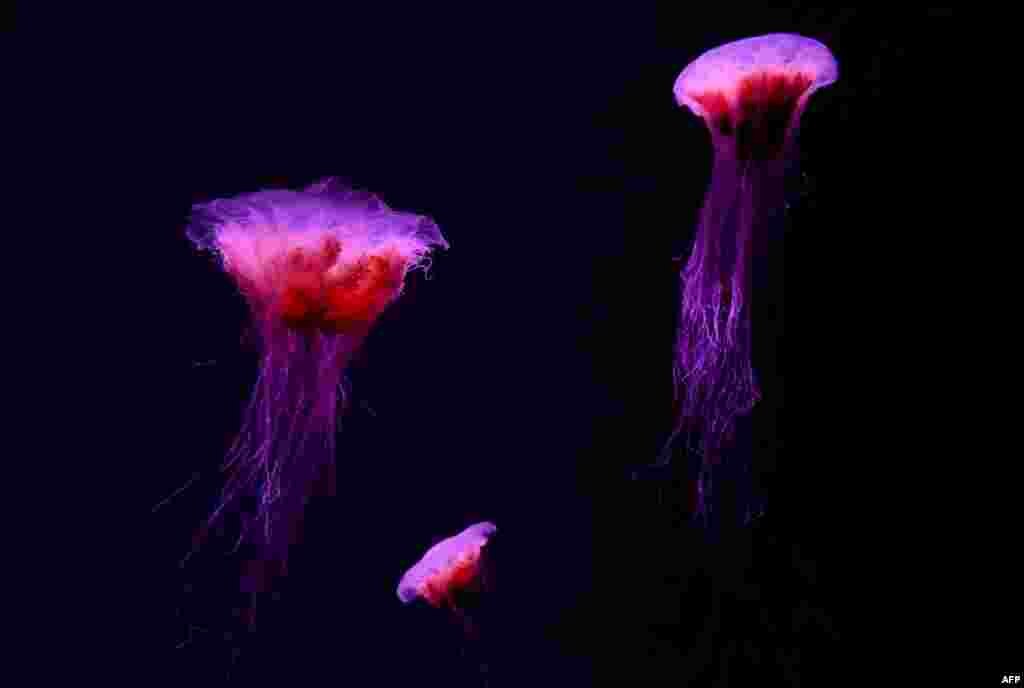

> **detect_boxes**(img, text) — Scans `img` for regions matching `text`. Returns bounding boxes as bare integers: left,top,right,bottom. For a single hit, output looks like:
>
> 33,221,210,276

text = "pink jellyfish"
186,177,447,582
397,521,497,639
662,34,837,470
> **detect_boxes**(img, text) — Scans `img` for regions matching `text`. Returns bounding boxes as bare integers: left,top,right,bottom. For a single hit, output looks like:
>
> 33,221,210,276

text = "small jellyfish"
186,178,447,581
397,521,497,639
662,34,837,478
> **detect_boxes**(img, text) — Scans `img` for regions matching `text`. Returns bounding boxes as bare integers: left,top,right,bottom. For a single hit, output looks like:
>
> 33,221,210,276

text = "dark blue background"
68,7,952,686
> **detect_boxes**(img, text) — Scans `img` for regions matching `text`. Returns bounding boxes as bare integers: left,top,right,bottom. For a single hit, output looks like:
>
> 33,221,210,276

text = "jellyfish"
186,177,447,582
397,521,497,640
660,34,837,517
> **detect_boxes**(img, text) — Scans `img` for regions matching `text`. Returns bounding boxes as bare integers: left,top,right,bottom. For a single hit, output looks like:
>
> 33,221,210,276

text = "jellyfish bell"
397,521,498,644
662,35,837,525
397,521,497,609
199,185,447,343
674,33,838,161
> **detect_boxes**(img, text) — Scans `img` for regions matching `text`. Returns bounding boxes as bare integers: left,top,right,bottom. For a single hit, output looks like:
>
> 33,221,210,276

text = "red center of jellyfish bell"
244,236,409,336
690,70,814,160
419,547,484,609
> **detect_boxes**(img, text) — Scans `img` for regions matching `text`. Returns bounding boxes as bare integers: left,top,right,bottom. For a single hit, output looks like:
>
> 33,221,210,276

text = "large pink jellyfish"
186,177,447,579
662,34,837,468
397,522,497,639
